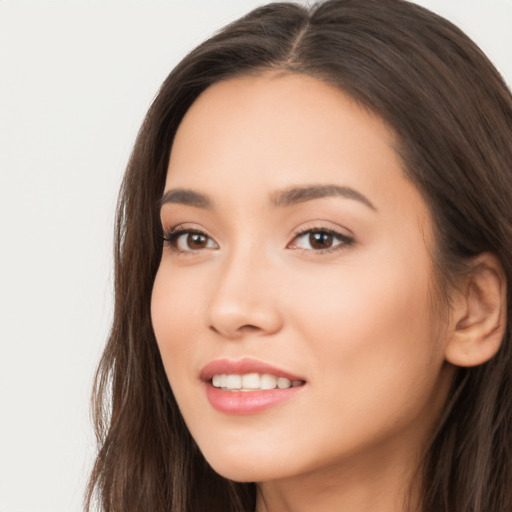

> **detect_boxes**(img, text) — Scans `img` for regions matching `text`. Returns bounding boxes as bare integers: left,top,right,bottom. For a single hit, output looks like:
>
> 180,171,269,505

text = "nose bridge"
207,239,282,338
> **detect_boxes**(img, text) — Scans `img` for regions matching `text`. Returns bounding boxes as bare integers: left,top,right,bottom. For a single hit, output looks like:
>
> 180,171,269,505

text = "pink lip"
200,358,306,415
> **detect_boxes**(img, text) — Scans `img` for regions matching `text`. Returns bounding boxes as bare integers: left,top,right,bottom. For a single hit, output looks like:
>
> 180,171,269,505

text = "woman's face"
151,73,454,485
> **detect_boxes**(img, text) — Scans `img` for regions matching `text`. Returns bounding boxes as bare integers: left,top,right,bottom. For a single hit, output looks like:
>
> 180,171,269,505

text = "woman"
86,1,512,511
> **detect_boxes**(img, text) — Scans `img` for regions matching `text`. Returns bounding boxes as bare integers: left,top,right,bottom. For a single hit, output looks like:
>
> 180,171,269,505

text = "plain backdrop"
0,1,510,511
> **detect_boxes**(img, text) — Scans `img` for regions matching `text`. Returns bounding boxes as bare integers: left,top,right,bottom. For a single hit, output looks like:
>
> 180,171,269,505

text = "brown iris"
187,232,209,249
309,231,333,249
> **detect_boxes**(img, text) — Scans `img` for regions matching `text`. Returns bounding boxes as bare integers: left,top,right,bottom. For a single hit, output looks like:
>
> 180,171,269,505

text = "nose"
206,248,283,339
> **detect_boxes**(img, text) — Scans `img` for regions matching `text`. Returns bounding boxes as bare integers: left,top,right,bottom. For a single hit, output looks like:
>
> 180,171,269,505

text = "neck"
255,440,423,512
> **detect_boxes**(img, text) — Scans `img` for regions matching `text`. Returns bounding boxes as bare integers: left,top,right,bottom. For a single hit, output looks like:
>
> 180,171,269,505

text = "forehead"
168,73,400,185
165,72,431,235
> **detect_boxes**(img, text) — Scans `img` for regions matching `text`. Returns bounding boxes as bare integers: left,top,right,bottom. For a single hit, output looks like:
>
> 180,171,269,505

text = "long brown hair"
86,1,512,511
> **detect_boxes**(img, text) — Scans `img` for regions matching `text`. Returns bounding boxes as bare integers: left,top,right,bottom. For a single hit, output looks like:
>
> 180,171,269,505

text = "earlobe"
445,253,507,367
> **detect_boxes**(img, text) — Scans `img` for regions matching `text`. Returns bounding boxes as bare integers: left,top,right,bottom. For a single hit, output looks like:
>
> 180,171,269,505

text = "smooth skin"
151,73,506,512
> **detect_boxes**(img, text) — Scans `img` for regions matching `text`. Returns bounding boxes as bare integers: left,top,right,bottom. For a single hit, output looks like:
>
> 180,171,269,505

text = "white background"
0,1,510,511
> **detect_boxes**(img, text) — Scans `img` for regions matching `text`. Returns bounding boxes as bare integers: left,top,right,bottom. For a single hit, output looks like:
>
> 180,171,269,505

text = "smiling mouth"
211,373,305,391
202,360,307,414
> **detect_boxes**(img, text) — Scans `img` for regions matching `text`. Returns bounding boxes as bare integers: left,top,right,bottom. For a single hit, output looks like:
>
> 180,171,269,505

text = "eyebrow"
160,188,213,209
270,184,376,210
159,184,376,211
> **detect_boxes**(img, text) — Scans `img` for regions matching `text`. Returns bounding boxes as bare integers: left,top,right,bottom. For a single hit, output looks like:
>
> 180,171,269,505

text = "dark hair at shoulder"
86,1,512,511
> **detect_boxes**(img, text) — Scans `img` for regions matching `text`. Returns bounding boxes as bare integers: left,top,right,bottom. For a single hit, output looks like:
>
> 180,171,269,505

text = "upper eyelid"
291,221,354,239
161,214,353,235
163,223,350,238
163,223,211,236
163,224,216,241
289,227,354,248
292,225,350,236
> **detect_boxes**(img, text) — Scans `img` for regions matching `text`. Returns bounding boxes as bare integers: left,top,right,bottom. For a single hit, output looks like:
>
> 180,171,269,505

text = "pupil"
188,233,207,248
310,232,332,249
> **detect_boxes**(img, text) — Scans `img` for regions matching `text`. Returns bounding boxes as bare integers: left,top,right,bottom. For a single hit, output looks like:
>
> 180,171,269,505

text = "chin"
209,463,263,483
199,442,295,483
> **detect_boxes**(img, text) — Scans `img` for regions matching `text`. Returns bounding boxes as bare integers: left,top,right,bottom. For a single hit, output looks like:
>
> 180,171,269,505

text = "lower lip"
205,383,305,415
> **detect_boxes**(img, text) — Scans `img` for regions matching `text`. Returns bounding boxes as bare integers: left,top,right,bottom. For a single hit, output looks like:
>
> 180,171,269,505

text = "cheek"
150,265,202,385
287,248,443,409
292,256,429,333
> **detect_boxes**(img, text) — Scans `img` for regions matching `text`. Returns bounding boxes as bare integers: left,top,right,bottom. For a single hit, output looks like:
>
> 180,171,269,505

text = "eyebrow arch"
270,184,376,211
159,184,376,211
160,188,213,209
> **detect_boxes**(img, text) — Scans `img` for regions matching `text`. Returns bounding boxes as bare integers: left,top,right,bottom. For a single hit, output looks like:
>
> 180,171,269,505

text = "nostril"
209,323,261,337
209,325,221,335
240,324,260,332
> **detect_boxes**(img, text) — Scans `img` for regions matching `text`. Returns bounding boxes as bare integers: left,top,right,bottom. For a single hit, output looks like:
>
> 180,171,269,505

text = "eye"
162,227,218,253
289,228,353,253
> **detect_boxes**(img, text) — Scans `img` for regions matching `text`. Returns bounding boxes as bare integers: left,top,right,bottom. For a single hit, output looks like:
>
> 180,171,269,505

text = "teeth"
225,374,242,389
260,374,278,390
277,377,291,389
211,373,303,391
241,373,260,389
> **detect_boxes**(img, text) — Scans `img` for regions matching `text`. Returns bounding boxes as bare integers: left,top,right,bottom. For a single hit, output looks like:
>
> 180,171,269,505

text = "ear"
445,253,507,367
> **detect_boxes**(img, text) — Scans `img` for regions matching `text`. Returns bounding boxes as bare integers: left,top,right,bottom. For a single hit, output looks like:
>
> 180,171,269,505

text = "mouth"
200,358,307,414
210,373,304,391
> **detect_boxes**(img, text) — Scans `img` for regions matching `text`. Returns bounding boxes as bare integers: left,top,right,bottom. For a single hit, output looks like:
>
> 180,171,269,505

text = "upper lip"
200,358,306,383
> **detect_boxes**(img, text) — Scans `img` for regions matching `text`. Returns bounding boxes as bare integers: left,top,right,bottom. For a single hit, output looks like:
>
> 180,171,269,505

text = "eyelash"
161,225,354,255
290,226,354,254
161,226,215,254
